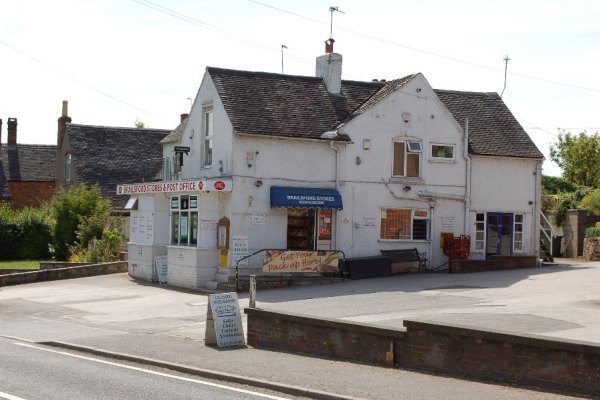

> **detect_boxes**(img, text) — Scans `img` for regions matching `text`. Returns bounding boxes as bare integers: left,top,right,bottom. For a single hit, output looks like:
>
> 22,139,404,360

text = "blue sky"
1,0,599,176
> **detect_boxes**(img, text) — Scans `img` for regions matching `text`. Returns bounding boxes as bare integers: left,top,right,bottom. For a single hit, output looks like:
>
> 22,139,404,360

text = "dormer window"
393,140,421,177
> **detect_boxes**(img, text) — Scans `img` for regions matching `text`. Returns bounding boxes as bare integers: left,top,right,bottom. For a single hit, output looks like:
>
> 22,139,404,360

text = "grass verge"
0,260,41,270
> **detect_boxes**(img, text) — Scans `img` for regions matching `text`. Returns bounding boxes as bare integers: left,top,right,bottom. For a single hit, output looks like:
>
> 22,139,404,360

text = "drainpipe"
533,160,542,261
463,118,471,234
330,140,340,249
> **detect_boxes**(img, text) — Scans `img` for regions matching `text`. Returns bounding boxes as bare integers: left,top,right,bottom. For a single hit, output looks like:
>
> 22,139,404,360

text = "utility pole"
501,55,511,98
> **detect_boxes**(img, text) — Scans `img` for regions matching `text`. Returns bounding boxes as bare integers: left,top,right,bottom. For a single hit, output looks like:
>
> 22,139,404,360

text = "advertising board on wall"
263,250,339,273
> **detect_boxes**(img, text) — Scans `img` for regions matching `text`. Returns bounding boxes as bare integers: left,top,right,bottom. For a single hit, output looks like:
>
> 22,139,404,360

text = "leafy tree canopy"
549,131,600,187
542,175,576,195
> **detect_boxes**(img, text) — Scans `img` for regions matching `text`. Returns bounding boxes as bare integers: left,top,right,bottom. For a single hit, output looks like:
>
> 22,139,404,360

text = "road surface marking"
0,391,27,400
15,343,290,400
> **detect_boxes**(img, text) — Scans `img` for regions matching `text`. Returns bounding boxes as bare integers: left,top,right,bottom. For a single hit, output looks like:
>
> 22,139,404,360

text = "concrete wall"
563,209,600,258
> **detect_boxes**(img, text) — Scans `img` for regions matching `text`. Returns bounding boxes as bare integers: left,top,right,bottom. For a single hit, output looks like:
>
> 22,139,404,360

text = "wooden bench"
381,249,428,273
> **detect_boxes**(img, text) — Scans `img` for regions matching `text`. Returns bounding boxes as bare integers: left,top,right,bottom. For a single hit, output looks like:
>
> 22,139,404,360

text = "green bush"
69,225,124,263
585,227,600,238
51,184,110,260
0,203,52,260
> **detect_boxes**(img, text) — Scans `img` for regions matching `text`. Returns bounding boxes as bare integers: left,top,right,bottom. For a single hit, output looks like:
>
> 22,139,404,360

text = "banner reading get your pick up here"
263,250,339,273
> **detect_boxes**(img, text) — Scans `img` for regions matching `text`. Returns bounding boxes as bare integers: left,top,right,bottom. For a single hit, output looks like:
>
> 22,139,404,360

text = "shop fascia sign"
116,178,232,195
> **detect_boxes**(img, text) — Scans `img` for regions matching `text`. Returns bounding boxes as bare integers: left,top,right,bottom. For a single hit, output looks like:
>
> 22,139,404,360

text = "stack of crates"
442,234,471,259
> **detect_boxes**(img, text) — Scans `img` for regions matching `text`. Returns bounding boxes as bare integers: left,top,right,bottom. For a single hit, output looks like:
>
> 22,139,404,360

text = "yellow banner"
263,250,339,273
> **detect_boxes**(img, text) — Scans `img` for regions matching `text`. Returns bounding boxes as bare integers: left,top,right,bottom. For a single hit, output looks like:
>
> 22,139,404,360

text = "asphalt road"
0,337,301,400
0,263,593,400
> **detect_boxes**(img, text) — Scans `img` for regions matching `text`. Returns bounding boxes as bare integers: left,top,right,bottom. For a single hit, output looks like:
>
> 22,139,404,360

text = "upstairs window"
64,153,72,183
431,144,455,160
393,140,421,177
203,106,213,167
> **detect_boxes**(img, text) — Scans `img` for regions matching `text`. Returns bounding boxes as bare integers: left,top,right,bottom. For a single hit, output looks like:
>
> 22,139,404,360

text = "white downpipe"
463,118,471,234
330,140,340,250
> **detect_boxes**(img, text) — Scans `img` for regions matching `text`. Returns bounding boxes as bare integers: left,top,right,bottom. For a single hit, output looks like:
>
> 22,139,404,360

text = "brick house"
0,118,56,209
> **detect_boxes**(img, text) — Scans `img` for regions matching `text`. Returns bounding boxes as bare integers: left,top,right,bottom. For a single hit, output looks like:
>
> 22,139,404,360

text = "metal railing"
540,211,554,258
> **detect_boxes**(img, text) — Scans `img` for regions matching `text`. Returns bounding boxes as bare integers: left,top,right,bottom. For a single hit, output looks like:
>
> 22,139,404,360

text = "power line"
248,0,600,94
0,39,171,123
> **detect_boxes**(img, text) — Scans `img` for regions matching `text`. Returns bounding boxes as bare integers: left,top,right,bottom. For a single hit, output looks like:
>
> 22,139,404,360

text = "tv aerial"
329,6,345,38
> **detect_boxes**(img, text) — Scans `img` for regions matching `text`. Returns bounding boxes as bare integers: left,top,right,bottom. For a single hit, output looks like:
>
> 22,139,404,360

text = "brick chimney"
315,38,343,94
57,100,72,148
7,118,17,146
180,113,189,123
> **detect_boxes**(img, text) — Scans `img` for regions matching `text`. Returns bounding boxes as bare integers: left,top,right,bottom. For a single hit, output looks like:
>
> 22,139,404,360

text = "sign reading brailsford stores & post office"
205,292,245,347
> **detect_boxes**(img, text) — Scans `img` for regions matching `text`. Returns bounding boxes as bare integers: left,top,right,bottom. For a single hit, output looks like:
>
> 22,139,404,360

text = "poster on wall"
263,250,339,273
180,215,189,242
232,236,249,266
131,216,139,242
145,215,154,243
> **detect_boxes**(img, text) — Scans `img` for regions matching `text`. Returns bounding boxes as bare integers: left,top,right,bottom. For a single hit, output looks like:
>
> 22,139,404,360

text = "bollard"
249,275,256,308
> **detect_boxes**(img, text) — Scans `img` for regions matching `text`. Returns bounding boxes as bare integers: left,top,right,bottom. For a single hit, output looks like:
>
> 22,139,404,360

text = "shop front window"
170,195,198,246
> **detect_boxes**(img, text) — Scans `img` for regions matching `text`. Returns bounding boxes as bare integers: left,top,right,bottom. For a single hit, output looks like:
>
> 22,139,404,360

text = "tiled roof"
0,144,57,181
207,67,383,140
0,159,10,199
160,118,187,144
67,124,169,208
435,90,543,159
206,67,542,159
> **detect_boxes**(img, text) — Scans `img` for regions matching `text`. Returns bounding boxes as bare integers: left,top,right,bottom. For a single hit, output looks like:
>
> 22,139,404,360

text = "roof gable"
435,90,543,159
67,124,169,207
207,67,382,140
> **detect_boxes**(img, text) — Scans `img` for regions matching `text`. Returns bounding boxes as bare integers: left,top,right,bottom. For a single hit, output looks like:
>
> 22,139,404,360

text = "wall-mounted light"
356,156,361,165
402,112,412,123
363,139,371,150
255,179,263,187
403,185,411,192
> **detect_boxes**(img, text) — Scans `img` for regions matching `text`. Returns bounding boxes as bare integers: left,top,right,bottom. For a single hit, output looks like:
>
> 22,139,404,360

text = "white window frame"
64,153,72,183
170,195,199,247
380,208,429,241
392,139,422,178
430,143,455,161
202,106,213,168
474,212,485,252
513,213,524,253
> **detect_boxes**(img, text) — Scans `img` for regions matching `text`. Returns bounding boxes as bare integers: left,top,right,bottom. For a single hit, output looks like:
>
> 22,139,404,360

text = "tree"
542,175,576,195
549,131,600,187
134,119,146,129
50,184,110,260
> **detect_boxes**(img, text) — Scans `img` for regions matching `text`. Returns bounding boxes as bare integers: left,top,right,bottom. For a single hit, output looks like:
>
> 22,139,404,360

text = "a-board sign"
205,292,245,347
155,255,168,284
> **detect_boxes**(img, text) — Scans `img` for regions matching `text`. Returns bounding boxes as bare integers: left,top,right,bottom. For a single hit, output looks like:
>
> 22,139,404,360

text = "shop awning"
270,186,343,210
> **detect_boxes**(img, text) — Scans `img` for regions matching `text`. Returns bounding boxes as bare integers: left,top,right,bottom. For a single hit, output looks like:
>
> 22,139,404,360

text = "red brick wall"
450,256,537,273
400,320,600,396
7,181,56,209
245,308,404,365
245,309,600,397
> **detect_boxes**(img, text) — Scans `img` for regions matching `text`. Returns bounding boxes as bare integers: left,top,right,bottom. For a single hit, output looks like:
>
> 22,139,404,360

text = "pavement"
0,259,597,399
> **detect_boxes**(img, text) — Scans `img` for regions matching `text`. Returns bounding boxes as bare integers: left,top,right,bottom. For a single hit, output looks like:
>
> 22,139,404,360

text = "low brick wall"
0,262,128,287
244,309,600,397
39,262,93,270
450,255,537,273
400,320,600,396
244,308,404,365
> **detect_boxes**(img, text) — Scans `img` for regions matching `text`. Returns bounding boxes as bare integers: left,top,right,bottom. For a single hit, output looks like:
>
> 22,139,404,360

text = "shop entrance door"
287,209,315,250
486,213,513,259
287,209,334,250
